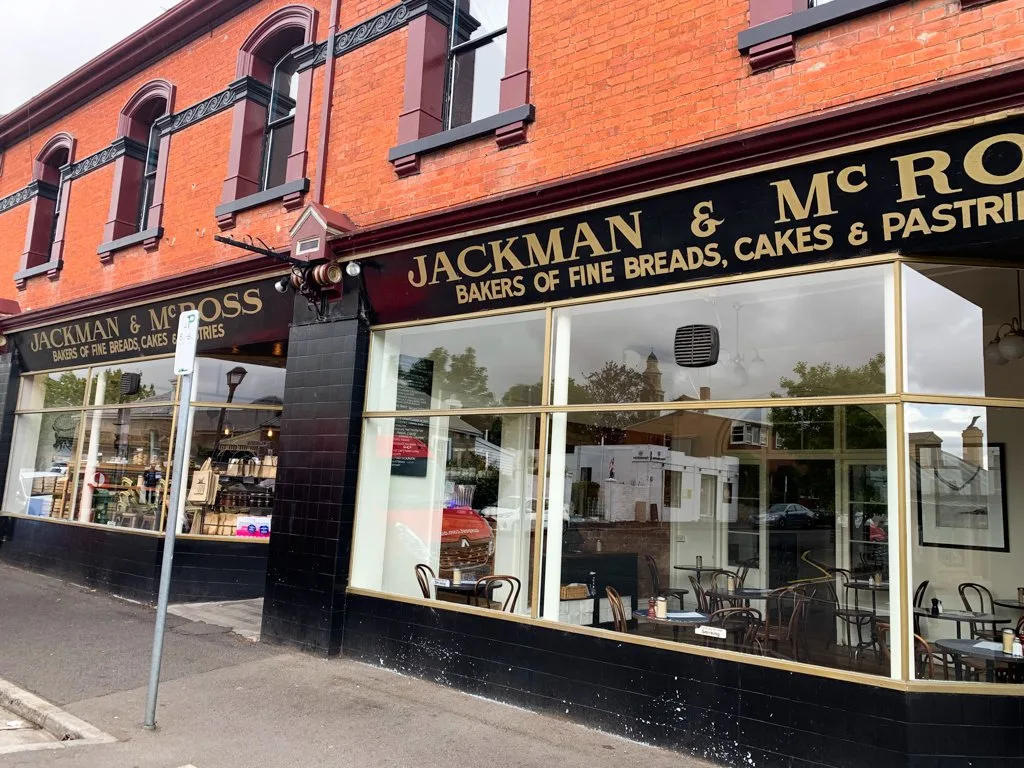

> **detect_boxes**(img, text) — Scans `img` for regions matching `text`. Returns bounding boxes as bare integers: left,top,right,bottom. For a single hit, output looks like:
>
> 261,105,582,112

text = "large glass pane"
193,356,286,405
448,34,506,128
263,119,294,190
88,358,176,406
539,405,892,676
453,0,508,43
351,414,540,616
2,412,81,518
73,407,174,529
17,369,89,409
183,407,281,537
904,263,1024,398
907,403,1024,683
366,312,546,411
554,265,889,404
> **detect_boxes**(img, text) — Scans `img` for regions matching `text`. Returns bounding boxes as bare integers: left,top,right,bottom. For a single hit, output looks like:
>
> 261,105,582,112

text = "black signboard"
364,116,1024,324
14,277,292,371
392,354,434,477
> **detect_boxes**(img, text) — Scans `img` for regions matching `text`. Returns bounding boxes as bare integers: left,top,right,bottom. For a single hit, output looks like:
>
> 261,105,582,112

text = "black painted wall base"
0,516,268,603
342,592,1024,768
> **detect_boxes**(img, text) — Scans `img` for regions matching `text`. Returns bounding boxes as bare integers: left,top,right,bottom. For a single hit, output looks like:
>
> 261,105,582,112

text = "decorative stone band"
2,1,440,207
0,180,59,216
0,186,34,215
61,137,146,182
297,0,450,71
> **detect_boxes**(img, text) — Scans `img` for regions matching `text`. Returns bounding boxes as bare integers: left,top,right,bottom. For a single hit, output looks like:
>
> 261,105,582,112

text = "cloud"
1,1,185,114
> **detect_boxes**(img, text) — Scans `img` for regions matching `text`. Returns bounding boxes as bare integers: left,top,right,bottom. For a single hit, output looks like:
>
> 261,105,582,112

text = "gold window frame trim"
352,254,1024,694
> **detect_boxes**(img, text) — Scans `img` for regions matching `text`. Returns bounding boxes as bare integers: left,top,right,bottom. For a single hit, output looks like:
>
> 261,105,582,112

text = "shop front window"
907,403,1024,683
351,414,540,615
904,263,1024,399
74,406,173,529
366,312,547,411
3,411,82,518
556,265,891,404
181,406,281,537
3,349,285,540
535,405,894,676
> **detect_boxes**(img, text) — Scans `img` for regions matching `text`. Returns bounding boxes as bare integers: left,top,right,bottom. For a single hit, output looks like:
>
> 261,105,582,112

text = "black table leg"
953,653,964,681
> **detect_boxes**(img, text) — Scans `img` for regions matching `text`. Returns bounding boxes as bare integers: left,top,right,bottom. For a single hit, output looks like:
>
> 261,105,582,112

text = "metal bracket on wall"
213,234,341,321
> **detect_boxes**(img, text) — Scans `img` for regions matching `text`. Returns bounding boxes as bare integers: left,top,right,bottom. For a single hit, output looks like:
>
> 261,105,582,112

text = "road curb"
0,677,116,746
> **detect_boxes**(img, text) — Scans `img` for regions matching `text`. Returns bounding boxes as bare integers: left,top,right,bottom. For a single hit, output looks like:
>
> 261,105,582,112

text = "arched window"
263,45,302,190
99,80,175,262
217,6,316,230
16,133,75,287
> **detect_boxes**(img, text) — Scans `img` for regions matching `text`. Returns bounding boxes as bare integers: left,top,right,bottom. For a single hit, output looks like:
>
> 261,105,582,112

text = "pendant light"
989,271,1024,364
748,349,766,378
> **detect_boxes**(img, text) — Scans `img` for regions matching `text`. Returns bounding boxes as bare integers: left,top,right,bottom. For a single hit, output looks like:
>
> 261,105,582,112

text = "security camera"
274,277,290,294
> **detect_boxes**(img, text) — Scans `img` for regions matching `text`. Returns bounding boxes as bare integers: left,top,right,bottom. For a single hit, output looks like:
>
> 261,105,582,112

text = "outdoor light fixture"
345,261,362,277
274,276,290,294
225,366,248,391
985,270,1024,366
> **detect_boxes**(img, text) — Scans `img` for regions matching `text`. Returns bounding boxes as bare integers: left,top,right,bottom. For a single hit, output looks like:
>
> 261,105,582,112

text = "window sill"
215,178,309,230
14,259,62,289
97,227,163,263
389,104,535,177
739,0,903,65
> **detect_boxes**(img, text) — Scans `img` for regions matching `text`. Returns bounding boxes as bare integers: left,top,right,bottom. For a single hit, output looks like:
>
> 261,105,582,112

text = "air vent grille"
674,325,720,368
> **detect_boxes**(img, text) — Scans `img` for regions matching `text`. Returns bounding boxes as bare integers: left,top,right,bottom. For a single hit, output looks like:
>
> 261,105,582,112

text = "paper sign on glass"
695,625,727,639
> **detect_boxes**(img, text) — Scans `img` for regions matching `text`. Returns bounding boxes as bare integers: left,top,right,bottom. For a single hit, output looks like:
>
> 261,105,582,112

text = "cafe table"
633,609,711,641
673,563,711,582
706,587,774,604
933,637,1024,683
844,580,889,617
434,578,484,605
914,608,1011,639
992,596,1024,611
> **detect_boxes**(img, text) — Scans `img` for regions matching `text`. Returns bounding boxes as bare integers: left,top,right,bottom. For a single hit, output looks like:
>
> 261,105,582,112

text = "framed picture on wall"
915,442,1009,552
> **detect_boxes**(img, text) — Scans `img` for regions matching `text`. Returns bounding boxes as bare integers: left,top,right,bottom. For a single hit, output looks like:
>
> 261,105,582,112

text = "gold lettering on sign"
771,172,838,223
963,133,1024,186
523,228,571,267
891,150,961,202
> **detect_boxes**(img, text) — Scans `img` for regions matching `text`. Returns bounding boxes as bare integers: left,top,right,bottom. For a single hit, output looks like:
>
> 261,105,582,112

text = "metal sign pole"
144,310,200,729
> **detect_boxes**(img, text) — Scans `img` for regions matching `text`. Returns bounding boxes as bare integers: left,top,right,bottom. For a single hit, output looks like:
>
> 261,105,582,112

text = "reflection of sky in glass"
904,403,986,459
193,357,286,404
455,0,508,41
451,34,506,125
904,266,984,395
560,266,888,401
382,313,546,403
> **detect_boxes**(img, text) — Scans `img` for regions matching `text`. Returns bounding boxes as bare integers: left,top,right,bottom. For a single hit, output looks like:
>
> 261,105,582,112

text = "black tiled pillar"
261,278,368,655
0,349,23,531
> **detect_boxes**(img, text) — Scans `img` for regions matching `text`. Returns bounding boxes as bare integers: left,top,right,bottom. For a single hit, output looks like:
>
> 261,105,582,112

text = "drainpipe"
312,0,342,205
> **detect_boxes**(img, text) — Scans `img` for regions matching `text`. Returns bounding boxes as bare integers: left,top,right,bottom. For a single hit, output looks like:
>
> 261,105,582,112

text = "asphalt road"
0,565,711,768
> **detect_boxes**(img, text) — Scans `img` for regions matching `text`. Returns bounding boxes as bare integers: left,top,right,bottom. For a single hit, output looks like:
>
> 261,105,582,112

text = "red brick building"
2,0,1024,764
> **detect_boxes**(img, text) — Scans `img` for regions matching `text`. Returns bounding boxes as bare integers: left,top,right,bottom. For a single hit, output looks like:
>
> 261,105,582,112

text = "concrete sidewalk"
0,565,712,768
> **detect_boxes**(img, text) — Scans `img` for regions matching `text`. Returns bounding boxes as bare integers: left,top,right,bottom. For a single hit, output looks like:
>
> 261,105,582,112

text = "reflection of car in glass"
439,505,494,579
751,503,815,529
480,496,570,531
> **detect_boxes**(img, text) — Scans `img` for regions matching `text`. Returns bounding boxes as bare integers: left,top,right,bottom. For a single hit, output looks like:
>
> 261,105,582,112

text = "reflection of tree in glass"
770,353,885,451
43,369,158,408
43,372,89,408
425,346,495,407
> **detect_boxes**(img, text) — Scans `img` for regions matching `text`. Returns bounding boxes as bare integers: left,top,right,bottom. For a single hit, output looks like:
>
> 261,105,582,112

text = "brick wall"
1,0,1023,313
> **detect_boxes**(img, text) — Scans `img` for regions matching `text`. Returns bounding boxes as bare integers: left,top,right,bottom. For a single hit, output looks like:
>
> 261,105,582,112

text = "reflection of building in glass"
910,420,997,530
